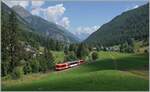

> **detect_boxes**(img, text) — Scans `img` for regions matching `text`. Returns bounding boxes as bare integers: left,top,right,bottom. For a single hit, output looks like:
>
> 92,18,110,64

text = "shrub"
30,59,40,73
92,52,98,60
46,51,55,69
65,51,77,61
40,59,48,73
38,56,48,73
144,49,148,53
23,62,32,74
2,74,11,80
76,43,89,59
11,66,24,79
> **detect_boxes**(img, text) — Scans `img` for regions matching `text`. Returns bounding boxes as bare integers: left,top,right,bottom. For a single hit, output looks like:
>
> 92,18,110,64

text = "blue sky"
3,0,149,40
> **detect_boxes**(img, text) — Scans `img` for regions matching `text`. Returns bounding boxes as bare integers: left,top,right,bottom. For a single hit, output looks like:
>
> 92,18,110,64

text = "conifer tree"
8,11,20,72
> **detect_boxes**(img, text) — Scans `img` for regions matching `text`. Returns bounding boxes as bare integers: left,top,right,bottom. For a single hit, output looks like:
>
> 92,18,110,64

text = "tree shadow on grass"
71,54,149,74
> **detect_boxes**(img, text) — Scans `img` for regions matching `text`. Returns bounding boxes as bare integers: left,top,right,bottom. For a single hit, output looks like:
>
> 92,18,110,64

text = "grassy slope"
2,52,149,91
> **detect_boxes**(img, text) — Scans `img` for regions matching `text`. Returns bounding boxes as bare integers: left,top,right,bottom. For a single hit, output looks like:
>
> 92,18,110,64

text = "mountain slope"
12,5,79,43
85,3,149,46
1,2,46,47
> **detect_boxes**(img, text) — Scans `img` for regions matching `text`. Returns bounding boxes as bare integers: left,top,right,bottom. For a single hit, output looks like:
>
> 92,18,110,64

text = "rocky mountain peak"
12,5,31,18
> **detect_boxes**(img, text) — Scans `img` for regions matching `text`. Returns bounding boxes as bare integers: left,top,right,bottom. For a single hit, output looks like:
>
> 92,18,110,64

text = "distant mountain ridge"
12,5,79,43
85,3,149,46
11,5,31,18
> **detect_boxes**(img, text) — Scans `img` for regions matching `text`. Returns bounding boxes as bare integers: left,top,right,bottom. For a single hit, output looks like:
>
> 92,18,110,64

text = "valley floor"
2,51,149,91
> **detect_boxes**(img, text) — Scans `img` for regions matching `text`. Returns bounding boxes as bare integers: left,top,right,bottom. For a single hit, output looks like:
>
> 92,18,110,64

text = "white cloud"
133,5,139,9
45,4,66,23
31,3,70,29
31,0,45,8
75,26,99,35
2,0,29,8
31,4,66,22
31,0,45,15
73,26,99,41
125,5,139,11
59,17,70,29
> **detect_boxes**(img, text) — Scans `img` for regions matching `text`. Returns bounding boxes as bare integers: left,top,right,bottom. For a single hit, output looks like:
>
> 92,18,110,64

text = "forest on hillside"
85,3,149,51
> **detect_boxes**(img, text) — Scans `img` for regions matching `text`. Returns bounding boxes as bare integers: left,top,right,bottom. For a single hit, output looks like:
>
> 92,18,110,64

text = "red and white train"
55,60,84,71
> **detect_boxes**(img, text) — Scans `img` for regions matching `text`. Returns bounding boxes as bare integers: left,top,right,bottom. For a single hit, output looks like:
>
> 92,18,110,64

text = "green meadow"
2,51,149,91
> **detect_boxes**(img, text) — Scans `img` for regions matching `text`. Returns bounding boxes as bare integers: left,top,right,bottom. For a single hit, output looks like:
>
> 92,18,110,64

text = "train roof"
66,60,79,64
56,60,80,65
